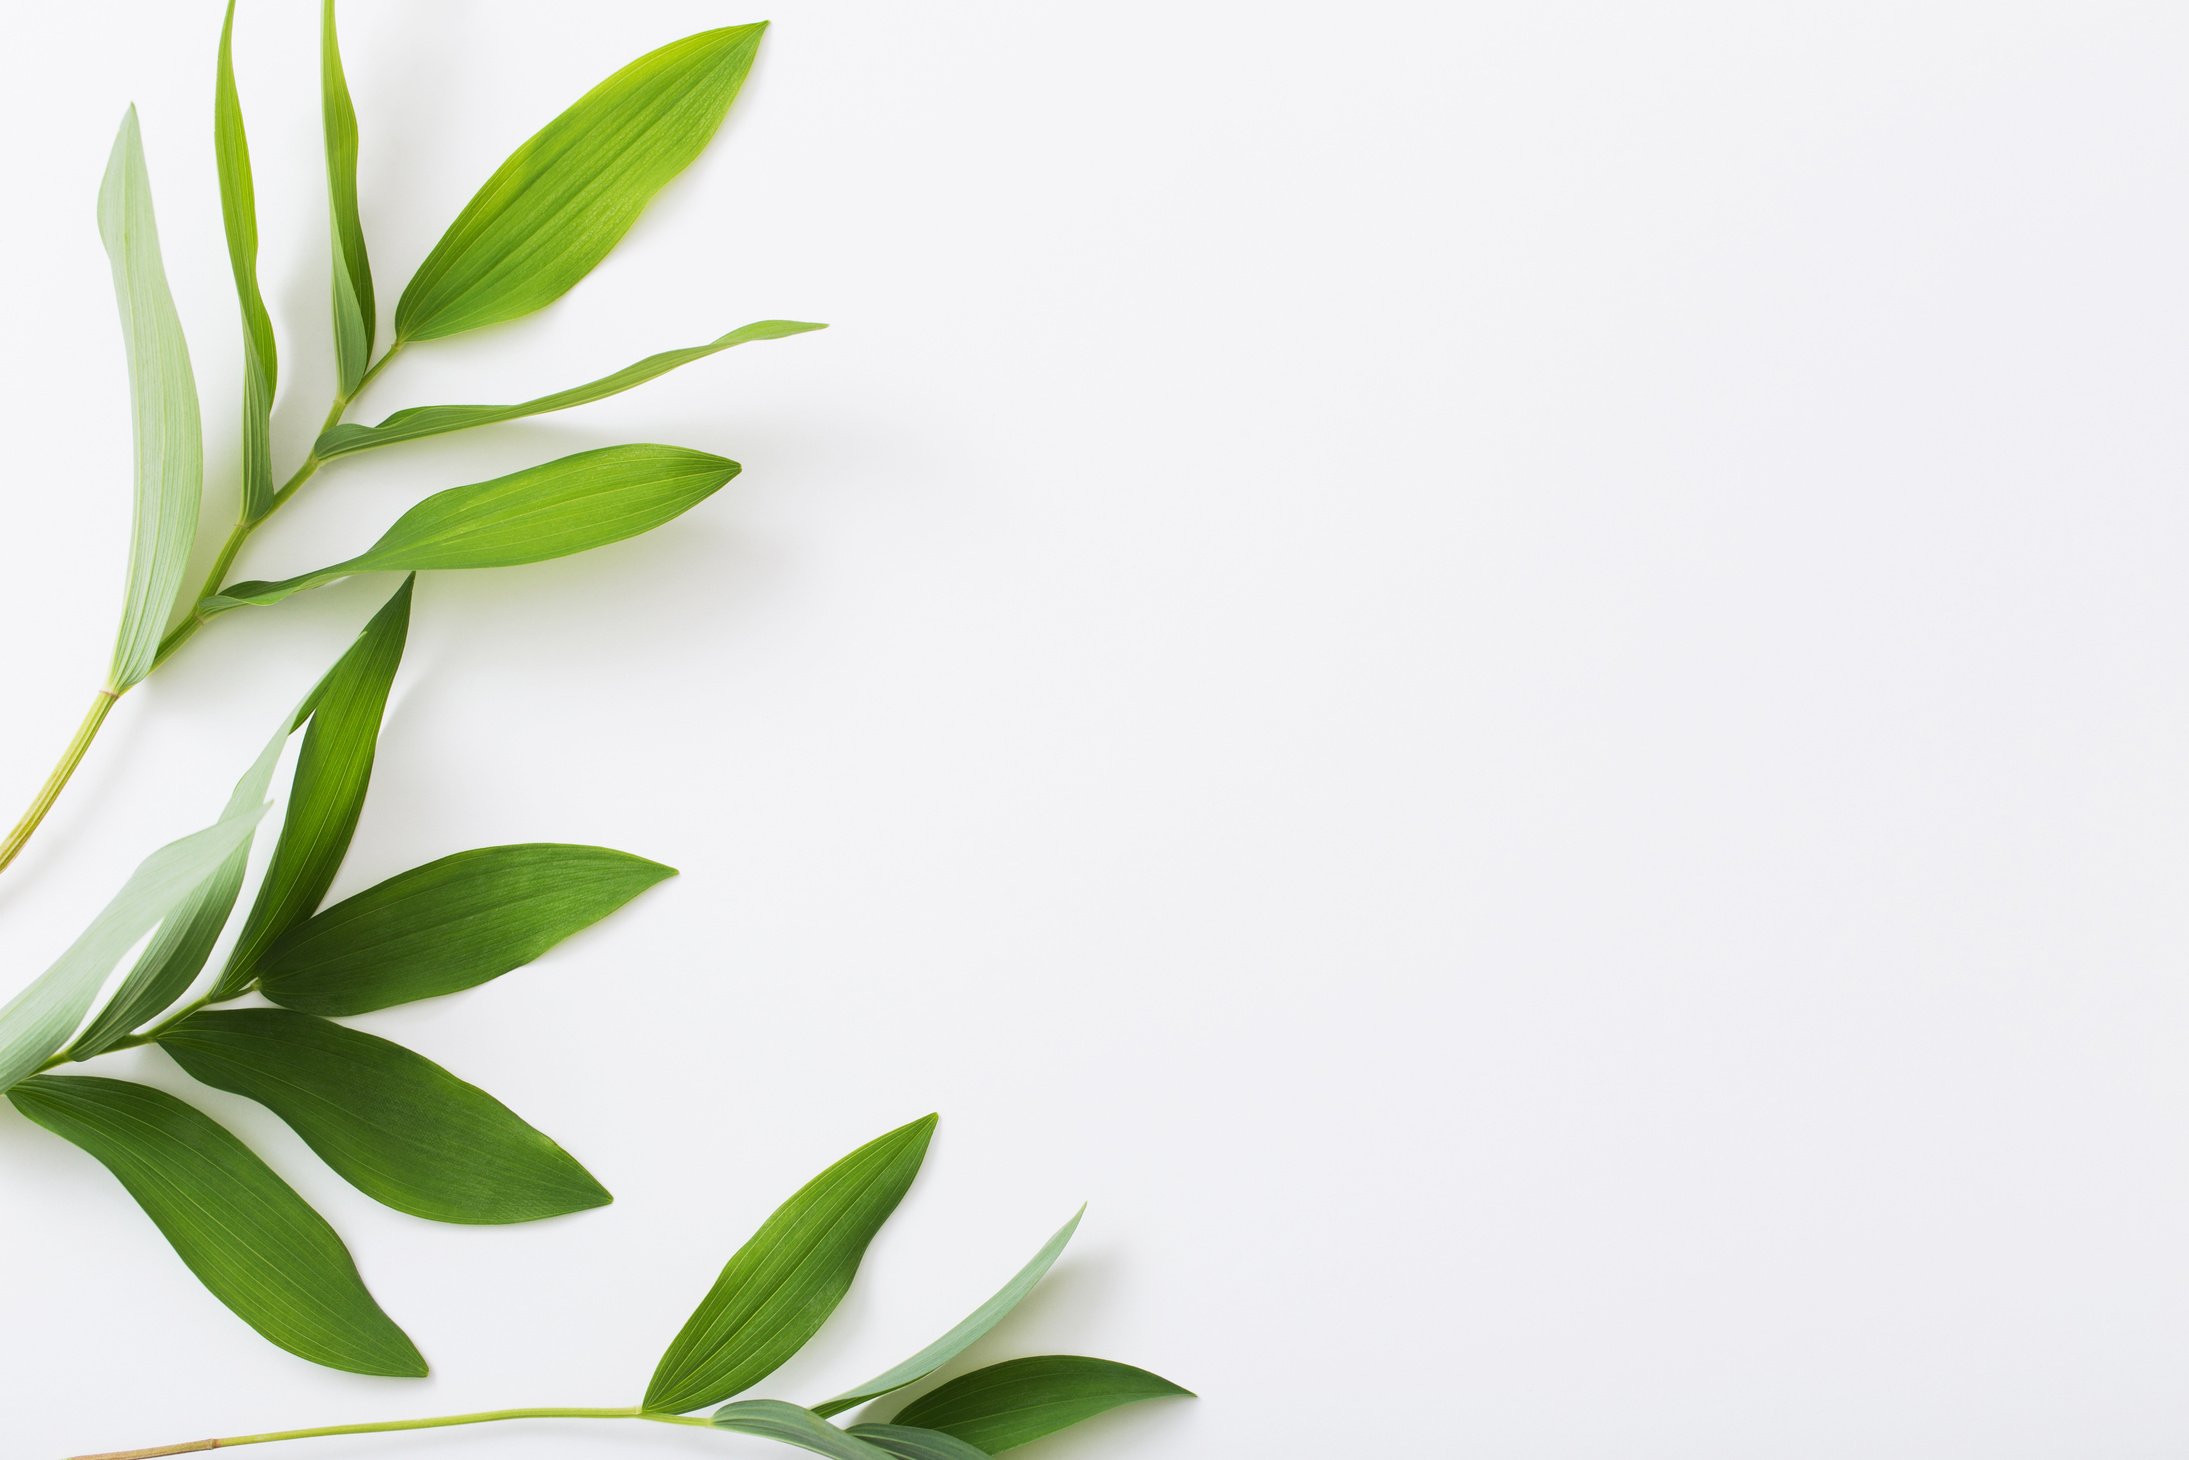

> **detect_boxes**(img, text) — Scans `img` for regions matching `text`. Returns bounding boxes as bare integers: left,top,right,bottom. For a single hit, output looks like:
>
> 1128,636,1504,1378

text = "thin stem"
71,1405,709,1459
0,691,118,878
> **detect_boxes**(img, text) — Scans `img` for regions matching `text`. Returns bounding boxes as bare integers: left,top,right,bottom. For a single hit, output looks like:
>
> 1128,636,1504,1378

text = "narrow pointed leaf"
8,1075,426,1377
255,844,674,1015
323,0,374,392
204,446,738,612
843,1425,991,1460
888,1358,1193,1453
161,1008,610,1223
712,1403,899,1460
219,578,411,991
395,23,766,342
100,108,202,691
216,0,278,519
316,321,826,458
814,1209,1085,1418
645,1115,939,1415
0,804,264,1090
68,707,293,1058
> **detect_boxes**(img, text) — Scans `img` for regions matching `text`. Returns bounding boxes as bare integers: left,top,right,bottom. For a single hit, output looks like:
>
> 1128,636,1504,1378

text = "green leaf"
323,0,374,393
645,1115,939,1415
204,446,738,612
233,578,411,950
255,844,674,1016
395,22,766,342
888,1358,1193,1453
813,1209,1084,1418
712,1403,899,1460
0,803,264,1090
100,108,203,692
68,704,293,1059
160,1008,610,1224
7,1075,425,1377
219,578,412,992
843,1425,991,1460
316,321,827,459
214,0,278,521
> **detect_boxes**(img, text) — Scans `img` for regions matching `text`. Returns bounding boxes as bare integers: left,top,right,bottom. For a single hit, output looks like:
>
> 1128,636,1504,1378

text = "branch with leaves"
68,1120,1190,1460
0,2,822,877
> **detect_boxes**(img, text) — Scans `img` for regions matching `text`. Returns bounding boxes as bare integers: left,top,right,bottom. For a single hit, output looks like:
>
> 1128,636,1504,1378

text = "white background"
2,1,2187,1456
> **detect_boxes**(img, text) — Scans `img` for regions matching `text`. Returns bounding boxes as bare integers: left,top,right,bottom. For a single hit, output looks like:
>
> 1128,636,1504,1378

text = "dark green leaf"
101,108,202,692
255,844,674,1015
394,23,766,342
219,578,412,992
844,1425,991,1460
645,1115,939,1415
316,321,826,458
161,1008,610,1224
814,1209,1084,1418
0,804,264,1090
323,0,374,393
204,446,737,611
7,1075,425,1377
712,1402,898,1460
888,1358,1193,1453
216,0,278,519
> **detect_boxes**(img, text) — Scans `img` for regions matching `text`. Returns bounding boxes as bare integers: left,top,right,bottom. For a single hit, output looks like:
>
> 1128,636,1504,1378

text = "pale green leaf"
216,0,278,520
8,1075,426,1376
323,0,374,393
842,1425,991,1460
712,1402,898,1460
101,108,203,691
218,577,412,991
161,1008,610,1224
813,1209,1084,1418
0,803,264,1090
645,1115,939,1415
254,844,674,1015
68,706,291,1058
204,446,737,611
316,320,826,458
888,1358,1193,1453
394,23,766,341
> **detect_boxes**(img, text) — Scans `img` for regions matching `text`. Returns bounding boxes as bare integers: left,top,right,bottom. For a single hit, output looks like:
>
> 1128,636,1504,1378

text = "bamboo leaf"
316,321,826,458
712,1403,899,1460
0,804,264,1090
68,706,292,1058
323,0,374,393
204,446,737,611
813,1209,1084,1418
255,844,674,1016
161,1008,610,1224
395,23,767,342
218,578,412,992
842,1425,991,1460
100,108,203,692
887,1358,1193,1453
645,1115,939,1415
216,0,278,519
7,1075,426,1377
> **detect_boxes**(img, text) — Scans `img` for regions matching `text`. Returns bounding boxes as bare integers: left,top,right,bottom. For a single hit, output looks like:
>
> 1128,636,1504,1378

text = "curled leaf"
712,1402,898,1460
316,320,826,458
323,0,374,393
216,0,278,518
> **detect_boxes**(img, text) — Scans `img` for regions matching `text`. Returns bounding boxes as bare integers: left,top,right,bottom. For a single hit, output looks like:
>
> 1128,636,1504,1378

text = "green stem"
71,1406,708,1459
0,690,119,878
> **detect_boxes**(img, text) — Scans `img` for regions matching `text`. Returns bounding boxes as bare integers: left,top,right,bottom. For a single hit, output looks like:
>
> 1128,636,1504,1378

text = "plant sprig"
0,2,822,878
66,1117,1192,1460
